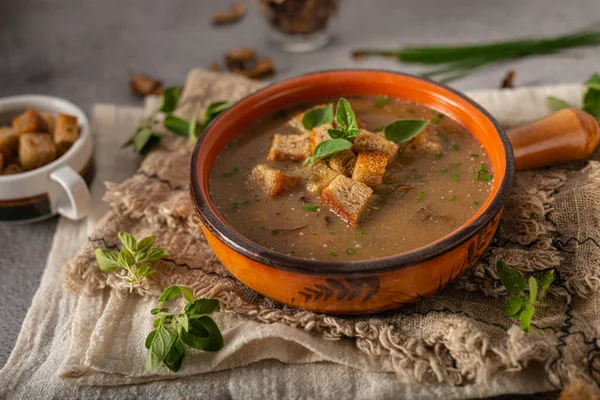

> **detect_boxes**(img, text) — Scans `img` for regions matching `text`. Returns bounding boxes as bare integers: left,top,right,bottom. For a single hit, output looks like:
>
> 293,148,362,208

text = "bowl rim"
190,69,514,275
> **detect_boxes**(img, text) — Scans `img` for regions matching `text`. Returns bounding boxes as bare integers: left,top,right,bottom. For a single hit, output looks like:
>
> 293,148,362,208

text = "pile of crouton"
248,105,440,226
0,109,79,175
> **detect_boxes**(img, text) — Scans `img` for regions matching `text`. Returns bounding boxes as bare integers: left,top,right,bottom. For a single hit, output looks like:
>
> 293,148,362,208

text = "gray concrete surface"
0,0,599,394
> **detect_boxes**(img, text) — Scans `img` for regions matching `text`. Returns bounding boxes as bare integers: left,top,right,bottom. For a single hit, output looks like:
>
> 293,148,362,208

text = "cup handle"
49,165,92,220
507,108,600,171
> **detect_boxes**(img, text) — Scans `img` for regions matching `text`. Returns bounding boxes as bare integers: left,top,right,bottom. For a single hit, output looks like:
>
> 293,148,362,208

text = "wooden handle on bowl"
506,108,600,171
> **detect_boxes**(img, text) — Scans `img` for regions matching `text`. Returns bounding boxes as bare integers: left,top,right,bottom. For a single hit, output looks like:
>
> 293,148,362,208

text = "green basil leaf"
374,96,390,108
117,232,137,254
164,115,190,137
538,269,555,299
179,314,189,332
583,89,600,120
159,286,182,303
335,98,359,132
546,96,571,112
133,127,160,154
154,318,162,328
302,103,334,130
184,299,220,316
584,73,600,92
519,305,535,333
136,264,152,277
117,248,135,269
144,248,169,263
136,236,155,253
163,338,186,372
327,128,346,139
159,87,181,114
181,316,224,352
384,120,428,143
179,286,195,303
188,115,199,143
303,138,353,166
94,249,120,273
503,296,524,318
496,261,526,294
204,101,234,122
146,325,178,371
528,276,538,304
145,330,157,349
150,307,161,315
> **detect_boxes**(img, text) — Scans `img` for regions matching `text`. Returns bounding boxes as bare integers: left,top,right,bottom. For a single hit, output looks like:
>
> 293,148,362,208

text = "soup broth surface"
210,97,493,261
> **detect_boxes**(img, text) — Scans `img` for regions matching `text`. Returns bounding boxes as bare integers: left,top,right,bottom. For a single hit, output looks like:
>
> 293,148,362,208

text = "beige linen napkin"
1,71,598,398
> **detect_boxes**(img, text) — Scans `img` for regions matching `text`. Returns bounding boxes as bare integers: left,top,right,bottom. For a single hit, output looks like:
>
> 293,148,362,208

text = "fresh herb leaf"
146,325,178,372
369,205,380,211
437,132,449,142
583,89,600,119
546,96,571,112
94,249,119,273
503,296,523,318
449,195,456,201
416,191,424,200
188,115,199,143
431,113,444,124
453,173,460,182
163,338,186,372
335,98,360,134
584,73,600,92
373,125,386,132
181,315,224,352
327,128,348,139
136,236,156,253
496,261,526,294
328,251,338,257
118,232,137,254
440,168,448,173
164,115,190,137
435,152,444,159
374,96,390,108
304,138,353,166
451,162,461,167
519,305,535,333
528,276,538,304
384,120,428,143
302,205,318,211
470,153,479,158
452,144,460,151
159,87,181,114
538,270,555,299
475,163,493,182
143,248,169,263
357,230,366,238
346,248,356,255
185,299,219,316
223,166,240,177
203,101,234,126
302,104,334,130
473,200,480,205
145,330,157,349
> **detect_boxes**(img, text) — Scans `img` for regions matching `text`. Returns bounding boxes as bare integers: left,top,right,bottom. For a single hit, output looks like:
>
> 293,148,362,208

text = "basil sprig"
125,86,233,153
328,98,360,139
384,120,429,143
497,261,555,332
146,285,223,372
94,232,169,284
547,73,600,120
302,103,334,130
304,138,353,166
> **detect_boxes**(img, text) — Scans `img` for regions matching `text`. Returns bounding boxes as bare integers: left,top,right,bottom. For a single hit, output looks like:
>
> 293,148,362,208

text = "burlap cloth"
1,69,599,399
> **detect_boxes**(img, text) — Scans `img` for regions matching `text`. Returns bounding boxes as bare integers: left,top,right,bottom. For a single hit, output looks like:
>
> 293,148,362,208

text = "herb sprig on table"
146,285,223,372
547,73,600,120
125,86,233,154
352,28,600,83
496,261,555,332
303,98,429,166
94,232,168,284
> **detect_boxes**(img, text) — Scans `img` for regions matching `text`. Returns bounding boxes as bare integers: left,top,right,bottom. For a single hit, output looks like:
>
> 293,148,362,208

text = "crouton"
321,175,373,226
19,133,57,171
352,130,398,164
352,151,388,189
12,109,47,136
0,126,18,158
403,126,442,154
309,123,332,152
54,114,79,147
2,163,22,175
249,164,300,198
267,133,310,161
306,162,339,193
328,149,356,177
40,112,56,135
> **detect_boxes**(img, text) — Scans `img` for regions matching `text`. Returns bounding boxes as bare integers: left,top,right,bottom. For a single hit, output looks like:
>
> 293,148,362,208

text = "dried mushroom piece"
19,133,57,171
225,48,256,70
0,126,18,158
258,0,338,35
232,58,275,80
130,72,163,97
12,109,48,136
212,1,246,25
501,69,516,89
1,163,22,175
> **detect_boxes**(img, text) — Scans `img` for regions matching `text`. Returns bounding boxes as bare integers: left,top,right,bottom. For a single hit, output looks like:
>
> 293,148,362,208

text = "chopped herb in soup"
210,97,493,261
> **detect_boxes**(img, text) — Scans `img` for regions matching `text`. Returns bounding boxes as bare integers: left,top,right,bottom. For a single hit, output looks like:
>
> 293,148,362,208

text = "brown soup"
210,97,493,261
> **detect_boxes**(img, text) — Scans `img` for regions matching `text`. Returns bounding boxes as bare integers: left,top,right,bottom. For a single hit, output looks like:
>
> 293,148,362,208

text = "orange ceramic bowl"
190,70,513,315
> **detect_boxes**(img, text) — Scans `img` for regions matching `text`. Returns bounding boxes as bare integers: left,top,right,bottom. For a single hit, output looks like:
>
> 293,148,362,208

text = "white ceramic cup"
0,95,93,223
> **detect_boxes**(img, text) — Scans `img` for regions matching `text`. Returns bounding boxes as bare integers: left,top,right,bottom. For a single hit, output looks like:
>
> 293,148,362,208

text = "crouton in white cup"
0,95,93,223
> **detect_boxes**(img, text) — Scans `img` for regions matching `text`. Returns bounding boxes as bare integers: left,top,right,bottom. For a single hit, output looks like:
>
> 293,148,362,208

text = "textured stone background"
0,1,598,394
